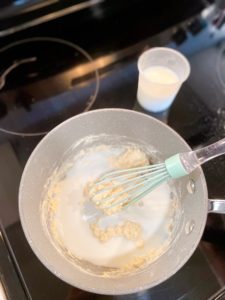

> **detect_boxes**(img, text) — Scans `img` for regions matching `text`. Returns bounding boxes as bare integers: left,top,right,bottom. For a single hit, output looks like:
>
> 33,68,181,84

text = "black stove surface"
1,1,225,300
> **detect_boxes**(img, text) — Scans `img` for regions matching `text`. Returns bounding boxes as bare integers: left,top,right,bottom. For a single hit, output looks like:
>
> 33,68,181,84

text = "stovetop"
1,1,225,300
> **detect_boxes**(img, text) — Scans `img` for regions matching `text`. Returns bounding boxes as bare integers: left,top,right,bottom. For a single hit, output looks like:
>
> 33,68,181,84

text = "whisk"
90,138,225,211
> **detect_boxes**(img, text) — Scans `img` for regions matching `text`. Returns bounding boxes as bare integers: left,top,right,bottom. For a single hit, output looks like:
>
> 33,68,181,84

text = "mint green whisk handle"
165,138,225,179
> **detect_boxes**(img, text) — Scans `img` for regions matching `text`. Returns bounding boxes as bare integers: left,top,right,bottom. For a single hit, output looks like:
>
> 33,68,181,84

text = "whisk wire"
127,175,170,206
95,164,166,187
96,163,165,183
91,167,168,198
90,166,167,196
95,170,169,208
107,173,170,209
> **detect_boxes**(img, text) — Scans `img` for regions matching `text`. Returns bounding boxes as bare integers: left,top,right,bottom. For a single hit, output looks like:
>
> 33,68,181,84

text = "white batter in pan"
41,135,180,276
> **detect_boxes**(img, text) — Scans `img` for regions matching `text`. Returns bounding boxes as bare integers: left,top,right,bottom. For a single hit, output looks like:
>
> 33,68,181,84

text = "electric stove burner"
0,37,99,136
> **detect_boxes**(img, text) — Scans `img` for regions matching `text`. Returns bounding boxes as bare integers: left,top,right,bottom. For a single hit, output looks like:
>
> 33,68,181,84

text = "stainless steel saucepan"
19,109,225,295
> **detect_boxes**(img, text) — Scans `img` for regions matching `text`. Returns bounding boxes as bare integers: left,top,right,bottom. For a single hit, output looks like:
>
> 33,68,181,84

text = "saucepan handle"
208,199,225,214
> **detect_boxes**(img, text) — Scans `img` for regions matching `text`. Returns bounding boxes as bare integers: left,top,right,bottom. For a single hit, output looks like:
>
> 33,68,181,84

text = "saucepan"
19,109,225,295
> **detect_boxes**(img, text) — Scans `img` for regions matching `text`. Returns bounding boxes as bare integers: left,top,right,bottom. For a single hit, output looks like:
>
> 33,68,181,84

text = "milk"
137,66,180,112
43,143,180,272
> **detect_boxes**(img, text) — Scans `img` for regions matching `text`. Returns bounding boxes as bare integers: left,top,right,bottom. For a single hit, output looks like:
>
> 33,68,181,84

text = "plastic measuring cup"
137,47,190,112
